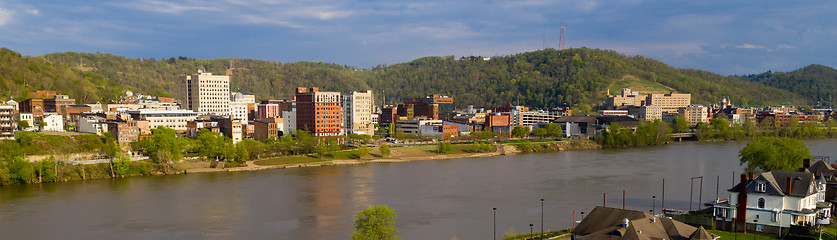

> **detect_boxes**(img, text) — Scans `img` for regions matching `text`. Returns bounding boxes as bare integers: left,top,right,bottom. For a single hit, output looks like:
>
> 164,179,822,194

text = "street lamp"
541,198,544,236
652,196,656,215
530,223,534,236
493,208,497,240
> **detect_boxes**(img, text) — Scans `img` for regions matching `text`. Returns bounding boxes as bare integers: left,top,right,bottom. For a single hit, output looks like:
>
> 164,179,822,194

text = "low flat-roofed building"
254,118,282,142
396,118,442,134
128,109,198,132
77,116,108,135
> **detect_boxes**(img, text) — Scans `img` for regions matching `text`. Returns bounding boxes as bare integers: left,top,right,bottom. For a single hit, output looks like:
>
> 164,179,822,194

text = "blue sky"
0,0,835,75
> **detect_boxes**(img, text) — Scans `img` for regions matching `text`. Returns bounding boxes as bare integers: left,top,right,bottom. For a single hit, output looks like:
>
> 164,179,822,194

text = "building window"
758,198,765,209
772,212,778,222
756,182,766,192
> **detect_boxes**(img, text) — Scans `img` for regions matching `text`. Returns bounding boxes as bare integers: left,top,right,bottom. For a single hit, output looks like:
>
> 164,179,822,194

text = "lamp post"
530,223,534,236
652,196,656,215
493,208,497,240
541,198,544,236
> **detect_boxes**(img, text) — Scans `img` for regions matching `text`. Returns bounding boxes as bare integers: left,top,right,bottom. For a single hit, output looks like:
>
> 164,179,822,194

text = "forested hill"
739,64,837,106
366,48,802,108
0,48,127,103
3,47,808,108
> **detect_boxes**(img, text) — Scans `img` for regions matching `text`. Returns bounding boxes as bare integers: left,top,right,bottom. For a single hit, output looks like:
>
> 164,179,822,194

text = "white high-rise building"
181,70,230,116
343,90,374,135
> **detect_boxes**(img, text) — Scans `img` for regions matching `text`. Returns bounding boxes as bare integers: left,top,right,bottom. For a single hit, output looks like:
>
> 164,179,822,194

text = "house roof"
689,226,715,240
729,171,816,197
574,207,700,240
808,160,837,178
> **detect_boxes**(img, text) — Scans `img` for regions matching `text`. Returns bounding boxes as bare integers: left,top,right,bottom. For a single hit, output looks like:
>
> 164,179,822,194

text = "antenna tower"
559,22,566,49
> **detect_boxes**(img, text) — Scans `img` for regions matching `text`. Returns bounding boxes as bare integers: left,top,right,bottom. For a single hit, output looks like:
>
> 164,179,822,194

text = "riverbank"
5,139,598,184
186,139,600,174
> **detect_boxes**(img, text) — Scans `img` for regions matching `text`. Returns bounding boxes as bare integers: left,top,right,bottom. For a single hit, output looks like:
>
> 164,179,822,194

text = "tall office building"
343,90,374,135
181,70,230,116
295,87,342,137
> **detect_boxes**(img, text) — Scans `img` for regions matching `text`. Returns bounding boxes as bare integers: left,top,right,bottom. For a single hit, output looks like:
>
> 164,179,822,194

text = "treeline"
31,47,808,109
599,116,837,148
740,64,837,106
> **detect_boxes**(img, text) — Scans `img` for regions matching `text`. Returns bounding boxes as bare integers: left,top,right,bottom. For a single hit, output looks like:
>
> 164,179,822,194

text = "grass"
388,144,471,156
325,149,367,159
253,156,328,166
608,75,673,95
706,230,781,240
501,229,572,240
497,138,560,144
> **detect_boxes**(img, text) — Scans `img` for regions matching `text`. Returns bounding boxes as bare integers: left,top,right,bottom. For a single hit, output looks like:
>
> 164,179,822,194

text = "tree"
673,115,689,133
511,126,529,139
533,127,547,138
711,118,731,139
437,142,452,154
357,146,369,158
16,120,29,130
142,126,185,163
379,144,391,157
352,205,400,240
544,123,562,138
739,137,812,172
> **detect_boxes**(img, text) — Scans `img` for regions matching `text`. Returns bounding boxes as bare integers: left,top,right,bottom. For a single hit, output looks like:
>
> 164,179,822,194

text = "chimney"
786,177,793,195
736,174,748,224
748,172,754,180
804,158,811,169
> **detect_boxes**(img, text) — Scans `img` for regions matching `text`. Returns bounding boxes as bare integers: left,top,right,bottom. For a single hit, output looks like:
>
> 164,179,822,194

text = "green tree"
544,123,562,138
437,142,452,154
112,151,131,176
511,126,529,139
196,129,227,161
357,146,369,158
142,127,185,163
16,120,29,130
711,118,731,139
35,156,58,182
533,127,547,138
739,137,812,172
672,115,689,133
379,144,391,157
352,205,400,240
316,142,328,156
5,155,33,184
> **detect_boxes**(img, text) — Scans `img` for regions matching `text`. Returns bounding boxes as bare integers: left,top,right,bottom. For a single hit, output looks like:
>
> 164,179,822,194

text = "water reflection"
0,139,836,239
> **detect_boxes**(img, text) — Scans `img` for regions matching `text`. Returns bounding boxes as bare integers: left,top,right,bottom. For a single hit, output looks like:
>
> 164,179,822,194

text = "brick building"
295,87,342,137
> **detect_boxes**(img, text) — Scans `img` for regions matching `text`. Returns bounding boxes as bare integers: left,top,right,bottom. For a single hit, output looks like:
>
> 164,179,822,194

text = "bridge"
669,133,698,141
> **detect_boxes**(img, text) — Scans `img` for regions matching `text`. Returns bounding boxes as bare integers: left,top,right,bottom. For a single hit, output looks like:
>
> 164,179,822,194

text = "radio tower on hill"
559,22,566,49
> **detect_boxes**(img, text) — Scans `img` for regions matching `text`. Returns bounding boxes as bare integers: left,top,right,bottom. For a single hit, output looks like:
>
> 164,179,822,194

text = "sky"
0,0,835,75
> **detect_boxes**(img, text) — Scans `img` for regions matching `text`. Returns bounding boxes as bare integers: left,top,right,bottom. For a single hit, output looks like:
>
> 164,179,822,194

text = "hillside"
740,64,837,106
0,48,126,103
3,47,806,108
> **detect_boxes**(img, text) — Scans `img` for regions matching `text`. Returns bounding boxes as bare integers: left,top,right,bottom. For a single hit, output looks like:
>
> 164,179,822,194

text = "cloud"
401,22,478,40
0,7,12,26
776,44,795,50
116,0,219,14
237,15,305,28
734,44,766,50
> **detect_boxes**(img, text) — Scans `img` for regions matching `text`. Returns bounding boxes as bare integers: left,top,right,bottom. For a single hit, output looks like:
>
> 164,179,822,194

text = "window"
758,198,765,209
756,182,766,192
772,212,778,222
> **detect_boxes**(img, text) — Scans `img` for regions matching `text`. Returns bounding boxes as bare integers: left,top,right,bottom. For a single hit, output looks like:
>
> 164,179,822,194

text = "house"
573,206,717,240
712,170,831,235
554,115,640,139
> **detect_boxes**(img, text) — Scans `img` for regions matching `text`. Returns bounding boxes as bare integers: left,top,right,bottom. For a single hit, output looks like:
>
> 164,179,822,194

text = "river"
2,139,836,239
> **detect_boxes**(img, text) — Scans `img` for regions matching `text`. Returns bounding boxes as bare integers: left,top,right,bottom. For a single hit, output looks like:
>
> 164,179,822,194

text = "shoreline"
186,140,600,174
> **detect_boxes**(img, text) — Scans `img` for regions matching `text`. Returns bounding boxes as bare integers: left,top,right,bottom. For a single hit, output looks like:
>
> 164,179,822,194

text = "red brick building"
295,87,343,137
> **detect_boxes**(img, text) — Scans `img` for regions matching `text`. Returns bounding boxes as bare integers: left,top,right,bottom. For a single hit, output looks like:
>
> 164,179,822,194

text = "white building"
127,109,199,131
713,171,830,234
18,113,33,130
230,92,253,121
77,116,109,135
343,90,374,135
282,109,296,135
628,106,664,121
42,114,64,132
181,70,230,116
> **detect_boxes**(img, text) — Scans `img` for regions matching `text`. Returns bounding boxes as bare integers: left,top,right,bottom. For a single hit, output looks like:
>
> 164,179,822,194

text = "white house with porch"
713,171,831,233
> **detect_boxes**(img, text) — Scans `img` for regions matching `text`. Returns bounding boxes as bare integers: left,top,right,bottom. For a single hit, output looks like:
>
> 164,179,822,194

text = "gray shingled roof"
729,171,815,197
574,207,698,240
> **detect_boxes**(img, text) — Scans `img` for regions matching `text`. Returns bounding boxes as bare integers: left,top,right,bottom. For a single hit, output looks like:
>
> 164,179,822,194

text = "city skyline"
0,0,835,75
